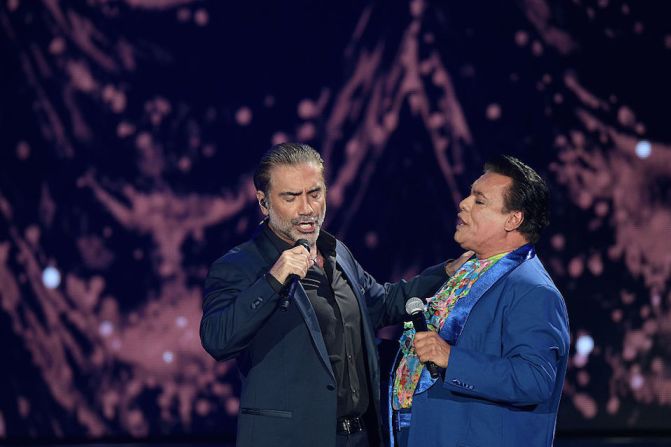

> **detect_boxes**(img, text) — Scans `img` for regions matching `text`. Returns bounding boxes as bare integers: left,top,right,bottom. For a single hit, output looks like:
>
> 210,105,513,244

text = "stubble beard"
267,206,325,247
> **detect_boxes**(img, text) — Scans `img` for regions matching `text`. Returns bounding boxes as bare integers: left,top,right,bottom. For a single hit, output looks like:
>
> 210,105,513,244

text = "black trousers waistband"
337,416,366,435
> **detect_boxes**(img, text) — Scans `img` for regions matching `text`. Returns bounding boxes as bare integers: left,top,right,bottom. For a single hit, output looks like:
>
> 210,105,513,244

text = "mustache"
291,216,320,225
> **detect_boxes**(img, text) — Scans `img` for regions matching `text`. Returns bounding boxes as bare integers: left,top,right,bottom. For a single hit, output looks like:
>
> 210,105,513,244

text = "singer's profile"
389,155,570,447
199,142,460,447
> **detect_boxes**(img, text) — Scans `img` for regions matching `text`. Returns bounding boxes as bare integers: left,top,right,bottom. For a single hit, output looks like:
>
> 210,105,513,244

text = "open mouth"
295,221,317,233
456,216,466,227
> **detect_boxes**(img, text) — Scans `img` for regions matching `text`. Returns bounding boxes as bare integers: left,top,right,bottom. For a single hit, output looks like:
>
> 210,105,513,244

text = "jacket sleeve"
199,255,281,361
442,285,570,406
339,243,448,330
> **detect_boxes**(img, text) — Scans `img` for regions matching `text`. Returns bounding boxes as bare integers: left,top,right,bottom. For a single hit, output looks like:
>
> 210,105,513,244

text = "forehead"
472,171,512,198
268,162,324,192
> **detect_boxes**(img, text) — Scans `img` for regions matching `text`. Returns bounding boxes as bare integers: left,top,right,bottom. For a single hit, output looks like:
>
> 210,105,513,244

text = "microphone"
279,238,311,311
405,297,440,380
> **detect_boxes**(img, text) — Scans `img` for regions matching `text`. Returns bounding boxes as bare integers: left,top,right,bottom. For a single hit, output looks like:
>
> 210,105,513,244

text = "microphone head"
405,297,425,315
294,238,310,252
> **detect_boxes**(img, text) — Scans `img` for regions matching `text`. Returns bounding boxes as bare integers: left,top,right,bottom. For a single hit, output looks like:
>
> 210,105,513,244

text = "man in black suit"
200,142,454,447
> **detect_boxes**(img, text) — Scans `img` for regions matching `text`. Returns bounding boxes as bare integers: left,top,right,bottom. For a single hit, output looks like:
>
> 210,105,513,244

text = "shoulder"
501,255,564,305
209,238,268,279
507,255,556,287
499,255,570,342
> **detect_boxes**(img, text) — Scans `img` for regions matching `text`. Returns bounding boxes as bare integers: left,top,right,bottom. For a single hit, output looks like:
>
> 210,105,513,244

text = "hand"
414,332,451,369
445,250,474,276
268,245,313,284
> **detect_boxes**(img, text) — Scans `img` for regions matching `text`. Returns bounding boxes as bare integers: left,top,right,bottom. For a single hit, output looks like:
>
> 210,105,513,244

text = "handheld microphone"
279,238,311,311
405,297,440,379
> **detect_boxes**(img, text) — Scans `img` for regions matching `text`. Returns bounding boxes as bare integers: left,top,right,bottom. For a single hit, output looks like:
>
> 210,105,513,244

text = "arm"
441,285,569,406
337,242,449,329
200,258,281,361
200,245,311,361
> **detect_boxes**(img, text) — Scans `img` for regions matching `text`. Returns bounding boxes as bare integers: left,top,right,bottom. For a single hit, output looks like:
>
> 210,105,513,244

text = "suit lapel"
439,244,535,344
415,244,536,394
335,243,380,392
335,243,372,336
253,223,335,383
291,284,336,383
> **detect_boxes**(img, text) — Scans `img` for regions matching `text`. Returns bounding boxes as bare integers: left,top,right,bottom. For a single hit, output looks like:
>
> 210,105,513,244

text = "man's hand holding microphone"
268,239,312,311
412,250,474,372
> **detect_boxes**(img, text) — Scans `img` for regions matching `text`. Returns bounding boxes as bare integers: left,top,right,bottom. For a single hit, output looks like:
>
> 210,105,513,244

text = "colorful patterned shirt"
392,252,508,409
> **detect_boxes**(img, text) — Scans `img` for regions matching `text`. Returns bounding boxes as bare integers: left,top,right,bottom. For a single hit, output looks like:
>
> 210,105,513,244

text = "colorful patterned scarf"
392,252,507,409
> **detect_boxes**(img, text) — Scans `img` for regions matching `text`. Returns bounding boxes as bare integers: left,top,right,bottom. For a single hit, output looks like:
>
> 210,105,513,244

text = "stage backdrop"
1,0,670,441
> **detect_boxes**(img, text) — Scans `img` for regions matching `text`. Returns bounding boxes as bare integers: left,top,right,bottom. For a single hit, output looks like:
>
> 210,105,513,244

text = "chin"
293,231,318,245
454,237,470,251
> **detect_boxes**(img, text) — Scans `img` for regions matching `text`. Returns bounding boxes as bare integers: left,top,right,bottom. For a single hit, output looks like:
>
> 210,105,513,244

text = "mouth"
456,216,466,227
294,220,318,233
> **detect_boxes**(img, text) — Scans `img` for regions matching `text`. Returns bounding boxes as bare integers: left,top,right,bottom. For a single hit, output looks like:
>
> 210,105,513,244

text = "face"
257,162,326,247
454,171,521,258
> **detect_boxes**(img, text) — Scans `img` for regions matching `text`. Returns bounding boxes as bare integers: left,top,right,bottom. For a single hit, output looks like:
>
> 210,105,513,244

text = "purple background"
1,0,670,440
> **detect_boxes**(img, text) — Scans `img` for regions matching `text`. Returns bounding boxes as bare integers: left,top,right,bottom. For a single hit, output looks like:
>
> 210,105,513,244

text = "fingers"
459,250,475,260
413,331,437,348
283,248,311,275
445,250,475,276
268,246,312,284
290,245,310,256
413,332,451,368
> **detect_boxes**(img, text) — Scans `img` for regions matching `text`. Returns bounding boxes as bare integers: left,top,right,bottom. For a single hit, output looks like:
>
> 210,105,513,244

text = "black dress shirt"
263,224,369,418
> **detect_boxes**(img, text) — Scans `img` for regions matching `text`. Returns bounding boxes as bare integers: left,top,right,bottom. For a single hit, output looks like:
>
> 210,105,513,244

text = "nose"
458,196,469,212
298,195,314,215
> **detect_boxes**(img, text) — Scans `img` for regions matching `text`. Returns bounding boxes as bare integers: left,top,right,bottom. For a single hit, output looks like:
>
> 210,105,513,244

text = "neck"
267,222,294,246
475,237,529,259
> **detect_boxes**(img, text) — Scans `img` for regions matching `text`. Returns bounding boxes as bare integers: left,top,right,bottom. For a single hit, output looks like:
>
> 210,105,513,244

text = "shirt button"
347,354,352,360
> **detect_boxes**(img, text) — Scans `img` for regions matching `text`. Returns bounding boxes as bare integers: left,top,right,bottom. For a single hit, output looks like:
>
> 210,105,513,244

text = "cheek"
271,204,294,221
475,213,503,233
314,198,326,212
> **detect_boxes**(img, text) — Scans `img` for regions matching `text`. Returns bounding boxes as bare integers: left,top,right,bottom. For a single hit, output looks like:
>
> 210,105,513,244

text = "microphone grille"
295,239,310,251
405,297,425,315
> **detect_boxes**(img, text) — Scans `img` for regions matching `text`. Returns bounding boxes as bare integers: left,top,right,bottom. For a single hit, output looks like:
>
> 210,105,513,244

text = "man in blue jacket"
200,143,456,447
390,155,570,447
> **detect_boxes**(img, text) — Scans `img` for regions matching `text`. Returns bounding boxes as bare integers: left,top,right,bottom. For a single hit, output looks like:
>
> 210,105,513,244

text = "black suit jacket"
200,225,447,447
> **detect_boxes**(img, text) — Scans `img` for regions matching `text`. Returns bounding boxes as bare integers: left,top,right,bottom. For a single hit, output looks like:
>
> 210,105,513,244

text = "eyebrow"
278,186,323,197
470,185,488,200
279,191,301,198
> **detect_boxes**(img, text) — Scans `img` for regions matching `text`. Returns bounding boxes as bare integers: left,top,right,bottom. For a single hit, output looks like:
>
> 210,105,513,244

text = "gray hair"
253,143,325,195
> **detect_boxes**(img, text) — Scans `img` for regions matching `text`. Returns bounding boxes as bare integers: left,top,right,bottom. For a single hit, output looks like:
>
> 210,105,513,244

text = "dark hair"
253,143,325,195
484,155,550,244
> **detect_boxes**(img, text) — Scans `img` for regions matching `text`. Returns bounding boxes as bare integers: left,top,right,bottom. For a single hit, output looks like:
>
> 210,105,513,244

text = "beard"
267,206,326,247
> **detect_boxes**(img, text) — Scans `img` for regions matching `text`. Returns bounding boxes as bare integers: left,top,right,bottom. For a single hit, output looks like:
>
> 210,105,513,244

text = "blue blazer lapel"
415,244,535,394
439,244,535,344
291,284,336,383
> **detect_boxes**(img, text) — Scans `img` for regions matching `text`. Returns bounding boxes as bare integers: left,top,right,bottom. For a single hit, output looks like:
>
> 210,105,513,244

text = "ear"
504,210,524,232
256,191,269,216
